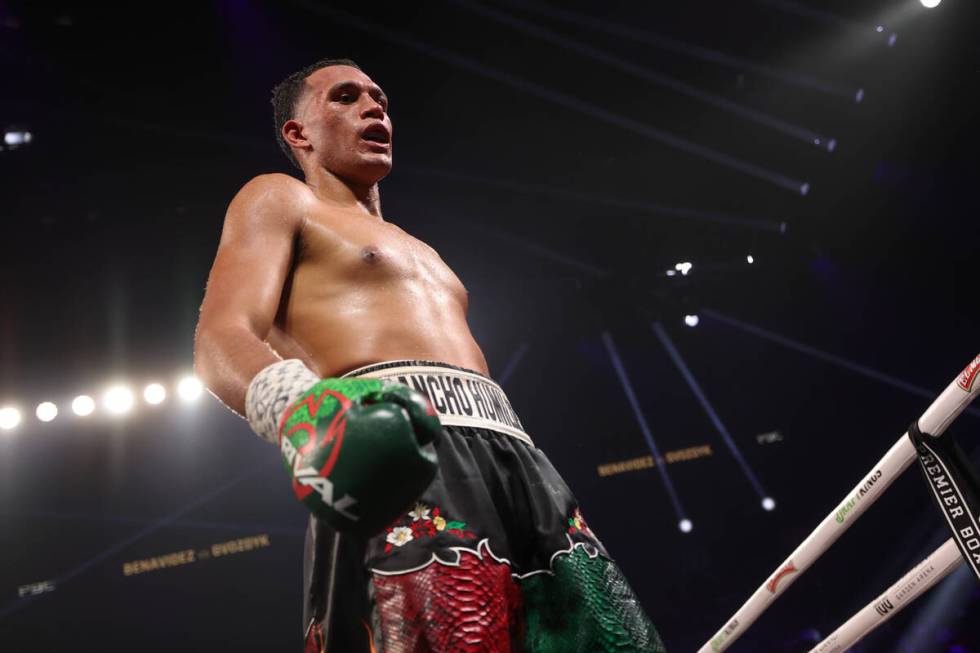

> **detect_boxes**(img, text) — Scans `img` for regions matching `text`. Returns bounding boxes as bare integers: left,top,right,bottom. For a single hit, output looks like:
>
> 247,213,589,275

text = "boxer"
194,57,666,653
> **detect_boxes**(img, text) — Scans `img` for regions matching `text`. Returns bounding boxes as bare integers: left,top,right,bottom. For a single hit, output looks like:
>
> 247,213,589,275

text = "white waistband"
341,361,532,446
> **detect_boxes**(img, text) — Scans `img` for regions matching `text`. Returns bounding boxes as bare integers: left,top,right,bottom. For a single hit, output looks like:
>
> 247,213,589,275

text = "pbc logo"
874,598,895,616
957,355,980,393
767,561,798,594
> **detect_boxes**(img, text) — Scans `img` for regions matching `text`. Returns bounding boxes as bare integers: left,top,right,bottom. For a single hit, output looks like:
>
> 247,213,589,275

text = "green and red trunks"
301,361,666,653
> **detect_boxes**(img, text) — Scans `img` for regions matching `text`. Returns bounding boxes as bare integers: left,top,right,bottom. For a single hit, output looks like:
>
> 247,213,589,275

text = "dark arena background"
2,1,979,651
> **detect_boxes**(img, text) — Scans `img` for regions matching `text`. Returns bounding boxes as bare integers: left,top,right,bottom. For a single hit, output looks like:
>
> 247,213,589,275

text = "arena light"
920,0,941,7
104,386,135,415
674,261,693,276
177,376,203,402
35,402,58,423
3,128,32,148
762,496,777,511
684,314,700,328
143,383,167,405
679,518,693,533
746,254,755,264
72,395,95,417
0,407,22,430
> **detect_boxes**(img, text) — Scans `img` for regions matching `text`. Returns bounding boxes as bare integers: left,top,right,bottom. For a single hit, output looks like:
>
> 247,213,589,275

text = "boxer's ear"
282,119,311,154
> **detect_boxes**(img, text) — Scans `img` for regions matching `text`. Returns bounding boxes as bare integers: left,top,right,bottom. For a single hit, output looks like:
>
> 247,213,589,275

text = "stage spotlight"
762,496,777,511
177,376,203,402
36,402,58,422
0,407,22,430
747,254,755,264
679,519,693,533
72,395,95,417
144,383,167,405
674,261,693,276
684,314,700,328
920,0,941,7
104,386,134,415
3,128,33,149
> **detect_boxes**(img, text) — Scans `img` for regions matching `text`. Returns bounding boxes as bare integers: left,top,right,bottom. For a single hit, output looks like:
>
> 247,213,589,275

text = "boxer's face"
294,65,392,184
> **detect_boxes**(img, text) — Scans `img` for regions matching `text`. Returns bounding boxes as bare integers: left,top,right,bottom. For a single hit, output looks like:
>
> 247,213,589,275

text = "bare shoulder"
239,172,308,195
225,173,313,233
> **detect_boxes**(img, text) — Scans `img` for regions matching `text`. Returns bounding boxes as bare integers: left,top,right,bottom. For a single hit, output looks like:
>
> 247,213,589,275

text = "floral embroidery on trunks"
567,507,596,538
383,502,477,553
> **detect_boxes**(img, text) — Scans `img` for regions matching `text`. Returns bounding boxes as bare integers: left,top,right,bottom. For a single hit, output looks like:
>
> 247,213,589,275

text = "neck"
304,166,383,218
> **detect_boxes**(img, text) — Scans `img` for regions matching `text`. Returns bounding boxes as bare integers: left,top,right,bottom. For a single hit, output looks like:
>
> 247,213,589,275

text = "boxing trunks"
302,361,666,653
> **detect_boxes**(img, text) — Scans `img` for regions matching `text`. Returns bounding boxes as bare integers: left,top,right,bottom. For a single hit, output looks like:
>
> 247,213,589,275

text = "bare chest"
298,212,468,300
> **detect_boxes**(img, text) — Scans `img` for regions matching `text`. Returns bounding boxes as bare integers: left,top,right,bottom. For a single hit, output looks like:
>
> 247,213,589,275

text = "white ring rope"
698,354,980,653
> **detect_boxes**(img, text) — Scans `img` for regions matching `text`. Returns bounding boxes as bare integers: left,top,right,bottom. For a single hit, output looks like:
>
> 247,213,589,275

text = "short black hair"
271,57,361,171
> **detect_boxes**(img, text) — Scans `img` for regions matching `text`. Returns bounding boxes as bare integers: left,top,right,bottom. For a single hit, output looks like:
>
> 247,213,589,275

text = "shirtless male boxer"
194,57,667,653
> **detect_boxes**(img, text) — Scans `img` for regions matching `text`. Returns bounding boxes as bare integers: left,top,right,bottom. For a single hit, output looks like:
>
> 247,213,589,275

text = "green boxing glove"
245,360,441,537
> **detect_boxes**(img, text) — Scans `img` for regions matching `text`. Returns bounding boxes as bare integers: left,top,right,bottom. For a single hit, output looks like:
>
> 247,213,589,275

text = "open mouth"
360,124,391,146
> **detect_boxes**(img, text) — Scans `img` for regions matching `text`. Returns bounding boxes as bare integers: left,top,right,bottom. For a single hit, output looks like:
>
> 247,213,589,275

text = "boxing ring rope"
808,538,963,652
699,354,980,653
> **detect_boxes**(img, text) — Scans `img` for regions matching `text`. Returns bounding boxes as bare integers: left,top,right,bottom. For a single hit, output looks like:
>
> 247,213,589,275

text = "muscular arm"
193,173,308,416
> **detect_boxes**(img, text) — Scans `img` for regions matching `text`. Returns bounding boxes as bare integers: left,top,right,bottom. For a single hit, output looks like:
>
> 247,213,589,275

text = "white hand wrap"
244,359,320,444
